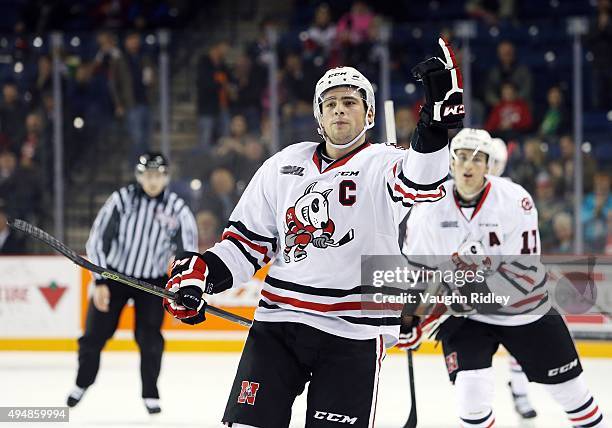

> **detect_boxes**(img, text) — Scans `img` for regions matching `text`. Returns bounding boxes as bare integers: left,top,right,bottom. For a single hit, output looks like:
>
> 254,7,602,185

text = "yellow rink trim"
1,338,611,358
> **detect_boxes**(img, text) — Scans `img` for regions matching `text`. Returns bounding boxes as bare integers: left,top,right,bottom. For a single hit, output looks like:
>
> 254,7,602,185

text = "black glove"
412,37,464,129
163,252,208,325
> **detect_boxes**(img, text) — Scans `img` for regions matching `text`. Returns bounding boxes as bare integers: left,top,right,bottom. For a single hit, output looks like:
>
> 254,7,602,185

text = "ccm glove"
163,252,208,325
412,37,464,129
396,304,448,350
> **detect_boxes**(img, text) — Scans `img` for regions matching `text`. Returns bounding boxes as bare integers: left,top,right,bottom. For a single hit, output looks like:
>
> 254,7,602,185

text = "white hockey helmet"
489,137,508,176
450,128,495,170
313,66,375,149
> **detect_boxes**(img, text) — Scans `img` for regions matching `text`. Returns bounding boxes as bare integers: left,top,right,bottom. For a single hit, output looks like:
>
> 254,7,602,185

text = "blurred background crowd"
0,0,610,256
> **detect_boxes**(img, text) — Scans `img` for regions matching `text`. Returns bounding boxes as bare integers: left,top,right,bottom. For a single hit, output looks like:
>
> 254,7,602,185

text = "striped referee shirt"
86,184,198,281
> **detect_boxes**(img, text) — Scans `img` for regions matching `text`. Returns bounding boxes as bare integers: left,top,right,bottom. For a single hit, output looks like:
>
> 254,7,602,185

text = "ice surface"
0,351,610,427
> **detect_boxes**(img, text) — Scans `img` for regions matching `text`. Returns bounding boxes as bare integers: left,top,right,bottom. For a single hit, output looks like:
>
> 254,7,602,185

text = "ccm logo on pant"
314,411,358,424
547,358,578,377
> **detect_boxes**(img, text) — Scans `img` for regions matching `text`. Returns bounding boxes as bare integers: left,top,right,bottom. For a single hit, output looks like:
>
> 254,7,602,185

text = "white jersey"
208,141,449,346
403,175,550,326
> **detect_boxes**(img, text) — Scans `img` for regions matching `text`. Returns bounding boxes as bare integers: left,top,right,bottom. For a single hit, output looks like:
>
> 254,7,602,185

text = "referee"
66,152,198,414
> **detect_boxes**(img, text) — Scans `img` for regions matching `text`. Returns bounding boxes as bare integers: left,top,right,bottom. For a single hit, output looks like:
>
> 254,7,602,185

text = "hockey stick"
403,350,418,428
384,100,397,144
386,98,419,427
8,218,253,328
327,229,354,247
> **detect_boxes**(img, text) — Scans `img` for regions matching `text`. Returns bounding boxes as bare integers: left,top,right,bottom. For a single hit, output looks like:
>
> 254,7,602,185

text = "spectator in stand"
199,167,240,222
0,150,43,223
20,113,48,171
234,139,267,190
246,17,277,68
551,212,574,254
582,171,612,252
196,40,231,152
94,31,131,121
395,106,417,149
30,55,52,111
304,3,336,60
92,0,127,29
484,82,533,139
484,41,533,108
547,159,566,199
554,135,597,198
230,53,264,130
334,1,375,67
123,31,156,163
280,52,321,143
0,82,27,152
214,114,251,164
534,172,570,252
282,52,319,118
196,209,221,252
510,138,545,195
585,0,612,110
0,151,17,191
538,86,569,140
0,199,25,254
466,0,516,25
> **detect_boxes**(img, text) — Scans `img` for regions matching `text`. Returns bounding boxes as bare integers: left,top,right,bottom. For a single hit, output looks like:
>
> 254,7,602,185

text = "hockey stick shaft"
327,229,354,247
403,350,418,428
384,100,397,144
8,218,253,328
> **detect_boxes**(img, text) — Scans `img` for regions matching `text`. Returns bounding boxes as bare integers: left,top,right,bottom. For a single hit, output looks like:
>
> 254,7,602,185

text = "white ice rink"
1,351,610,428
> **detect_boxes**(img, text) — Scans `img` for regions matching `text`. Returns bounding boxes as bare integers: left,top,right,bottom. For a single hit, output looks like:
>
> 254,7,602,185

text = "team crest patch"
445,352,459,374
237,381,260,405
520,197,533,212
283,182,354,263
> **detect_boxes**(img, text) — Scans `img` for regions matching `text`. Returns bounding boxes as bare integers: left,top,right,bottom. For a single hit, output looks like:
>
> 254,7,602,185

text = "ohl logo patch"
237,381,260,405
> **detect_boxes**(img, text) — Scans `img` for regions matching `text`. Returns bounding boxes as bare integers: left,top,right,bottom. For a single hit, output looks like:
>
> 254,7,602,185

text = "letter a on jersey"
237,381,260,405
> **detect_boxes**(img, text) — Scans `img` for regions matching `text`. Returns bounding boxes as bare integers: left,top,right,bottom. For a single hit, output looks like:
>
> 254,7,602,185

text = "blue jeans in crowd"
197,110,230,153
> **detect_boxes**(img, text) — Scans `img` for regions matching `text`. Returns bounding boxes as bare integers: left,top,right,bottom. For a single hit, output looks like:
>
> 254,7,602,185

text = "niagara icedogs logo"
283,182,354,263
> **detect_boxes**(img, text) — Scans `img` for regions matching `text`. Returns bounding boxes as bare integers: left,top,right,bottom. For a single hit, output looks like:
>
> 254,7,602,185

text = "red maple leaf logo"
38,281,67,310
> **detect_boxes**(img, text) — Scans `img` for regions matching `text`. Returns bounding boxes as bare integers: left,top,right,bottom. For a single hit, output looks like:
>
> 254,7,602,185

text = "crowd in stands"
0,0,610,256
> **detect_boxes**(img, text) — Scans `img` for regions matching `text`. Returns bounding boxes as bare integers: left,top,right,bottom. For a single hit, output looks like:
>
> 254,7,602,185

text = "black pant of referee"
75,275,167,399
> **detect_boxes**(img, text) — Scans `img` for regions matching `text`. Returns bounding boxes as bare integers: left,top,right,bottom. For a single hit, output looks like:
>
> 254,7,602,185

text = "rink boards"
1,256,611,356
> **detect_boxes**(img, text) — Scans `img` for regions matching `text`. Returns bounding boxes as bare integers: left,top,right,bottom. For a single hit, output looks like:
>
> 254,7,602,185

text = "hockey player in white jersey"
488,135,539,419
489,137,508,178
401,128,607,427
162,37,464,428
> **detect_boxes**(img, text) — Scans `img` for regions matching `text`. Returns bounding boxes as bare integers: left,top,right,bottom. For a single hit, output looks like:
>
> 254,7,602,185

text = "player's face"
452,149,488,194
320,86,370,146
137,170,169,197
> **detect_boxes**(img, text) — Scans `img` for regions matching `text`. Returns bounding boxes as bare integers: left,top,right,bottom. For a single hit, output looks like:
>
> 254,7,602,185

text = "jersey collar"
312,141,371,173
453,180,492,222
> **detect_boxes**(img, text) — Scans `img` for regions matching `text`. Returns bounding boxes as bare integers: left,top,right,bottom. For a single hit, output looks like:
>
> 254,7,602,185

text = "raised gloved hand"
412,37,464,129
163,252,208,325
